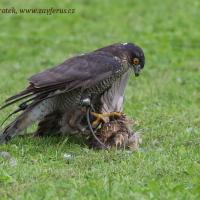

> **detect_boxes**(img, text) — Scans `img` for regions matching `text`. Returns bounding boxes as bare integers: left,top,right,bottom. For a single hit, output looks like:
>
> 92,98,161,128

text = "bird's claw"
91,113,107,125
90,112,123,126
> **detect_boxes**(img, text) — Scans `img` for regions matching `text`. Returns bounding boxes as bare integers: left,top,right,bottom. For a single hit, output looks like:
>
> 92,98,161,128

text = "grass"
0,0,200,199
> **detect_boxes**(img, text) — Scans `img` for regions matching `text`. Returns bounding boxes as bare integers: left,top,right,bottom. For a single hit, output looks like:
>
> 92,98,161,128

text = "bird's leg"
90,112,122,126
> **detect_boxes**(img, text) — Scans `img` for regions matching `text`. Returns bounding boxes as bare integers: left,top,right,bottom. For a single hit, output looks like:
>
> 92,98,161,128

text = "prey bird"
0,43,145,144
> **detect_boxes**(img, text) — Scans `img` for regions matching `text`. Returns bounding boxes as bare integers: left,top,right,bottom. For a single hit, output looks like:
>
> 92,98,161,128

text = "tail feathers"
0,86,58,111
5,86,33,102
0,121,17,144
0,86,34,111
1,107,24,127
0,89,52,111
0,107,34,144
0,132,8,144
0,94,34,111
1,81,72,112
0,98,54,144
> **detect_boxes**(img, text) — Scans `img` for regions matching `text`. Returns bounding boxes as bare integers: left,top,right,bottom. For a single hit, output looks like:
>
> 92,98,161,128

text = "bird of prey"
0,42,145,144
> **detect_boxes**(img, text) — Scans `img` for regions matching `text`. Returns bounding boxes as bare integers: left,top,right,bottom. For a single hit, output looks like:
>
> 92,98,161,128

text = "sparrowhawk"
0,42,145,144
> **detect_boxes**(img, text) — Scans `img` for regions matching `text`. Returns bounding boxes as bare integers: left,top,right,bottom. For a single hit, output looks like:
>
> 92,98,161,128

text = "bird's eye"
133,58,140,65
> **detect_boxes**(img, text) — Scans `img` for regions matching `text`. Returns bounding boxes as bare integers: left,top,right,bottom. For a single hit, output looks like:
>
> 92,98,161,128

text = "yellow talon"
90,112,122,126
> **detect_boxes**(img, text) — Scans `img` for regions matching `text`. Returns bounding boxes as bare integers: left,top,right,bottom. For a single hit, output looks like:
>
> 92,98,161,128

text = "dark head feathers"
96,42,145,68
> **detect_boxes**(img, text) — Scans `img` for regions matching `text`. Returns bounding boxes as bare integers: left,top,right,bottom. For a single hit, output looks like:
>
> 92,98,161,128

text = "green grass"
0,0,200,199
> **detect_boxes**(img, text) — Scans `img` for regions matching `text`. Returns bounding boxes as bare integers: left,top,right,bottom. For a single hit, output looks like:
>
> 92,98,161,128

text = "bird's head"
122,43,145,77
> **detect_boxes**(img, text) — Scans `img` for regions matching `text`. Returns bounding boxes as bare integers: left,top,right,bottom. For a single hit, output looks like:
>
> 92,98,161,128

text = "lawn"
0,0,200,199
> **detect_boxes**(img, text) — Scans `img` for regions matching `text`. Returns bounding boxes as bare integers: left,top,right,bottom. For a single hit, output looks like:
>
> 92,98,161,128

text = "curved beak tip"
133,64,141,77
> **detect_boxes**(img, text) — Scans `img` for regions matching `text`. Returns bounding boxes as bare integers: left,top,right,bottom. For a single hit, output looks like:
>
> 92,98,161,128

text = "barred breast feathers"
100,69,130,113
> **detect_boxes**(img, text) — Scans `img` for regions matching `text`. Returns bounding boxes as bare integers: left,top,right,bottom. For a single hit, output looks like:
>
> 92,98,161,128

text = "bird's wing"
1,51,123,110
29,51,122,88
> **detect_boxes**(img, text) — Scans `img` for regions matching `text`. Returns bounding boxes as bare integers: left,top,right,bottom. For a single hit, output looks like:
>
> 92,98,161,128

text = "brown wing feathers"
0,50,122,111
0,79,83,111
0,83,64,110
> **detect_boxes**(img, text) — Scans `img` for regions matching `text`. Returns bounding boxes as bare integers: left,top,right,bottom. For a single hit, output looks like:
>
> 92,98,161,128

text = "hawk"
0,43,145,144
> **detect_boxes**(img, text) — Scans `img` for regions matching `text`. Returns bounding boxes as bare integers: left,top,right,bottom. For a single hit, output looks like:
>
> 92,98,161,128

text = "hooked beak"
133,64,141,77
